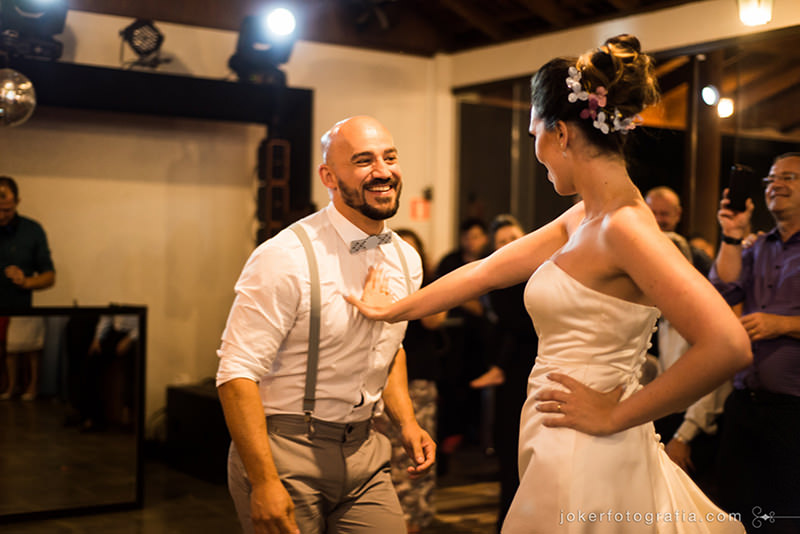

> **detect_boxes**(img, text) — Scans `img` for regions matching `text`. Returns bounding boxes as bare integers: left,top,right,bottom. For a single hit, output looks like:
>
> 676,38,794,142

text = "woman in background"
374,228,446,533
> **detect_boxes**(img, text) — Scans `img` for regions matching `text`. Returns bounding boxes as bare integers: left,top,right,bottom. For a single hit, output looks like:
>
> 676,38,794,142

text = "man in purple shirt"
710,152,800,533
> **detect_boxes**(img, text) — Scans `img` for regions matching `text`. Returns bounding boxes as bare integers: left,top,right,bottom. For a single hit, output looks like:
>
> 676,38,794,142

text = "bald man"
217,116,435,534
645,186,712,274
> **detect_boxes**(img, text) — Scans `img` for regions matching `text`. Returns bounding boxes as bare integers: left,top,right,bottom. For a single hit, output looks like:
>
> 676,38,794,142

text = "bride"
348,35,750,533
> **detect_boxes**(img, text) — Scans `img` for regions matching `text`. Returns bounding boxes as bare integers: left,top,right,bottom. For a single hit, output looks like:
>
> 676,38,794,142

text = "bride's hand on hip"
534,373,625,436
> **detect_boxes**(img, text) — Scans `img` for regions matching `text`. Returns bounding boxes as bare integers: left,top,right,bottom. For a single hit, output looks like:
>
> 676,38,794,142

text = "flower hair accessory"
565,65,639,134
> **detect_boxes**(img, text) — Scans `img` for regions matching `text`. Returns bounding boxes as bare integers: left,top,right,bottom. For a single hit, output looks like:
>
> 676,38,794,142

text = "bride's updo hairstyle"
530,34,659,156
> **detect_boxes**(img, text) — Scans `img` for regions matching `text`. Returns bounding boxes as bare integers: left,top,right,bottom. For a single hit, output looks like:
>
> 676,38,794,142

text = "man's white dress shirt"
216,203,423,423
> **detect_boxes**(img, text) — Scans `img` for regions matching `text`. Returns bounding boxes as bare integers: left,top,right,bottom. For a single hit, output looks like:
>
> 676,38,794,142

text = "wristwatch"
721,234,743,246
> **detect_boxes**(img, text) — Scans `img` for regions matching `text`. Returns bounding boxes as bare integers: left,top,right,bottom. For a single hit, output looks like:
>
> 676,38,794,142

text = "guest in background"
711,152,800,532
374,228,447,534
433,218,490,460
0,176,55,401
78,313,139,431
471,214,538,532
645,186,712,275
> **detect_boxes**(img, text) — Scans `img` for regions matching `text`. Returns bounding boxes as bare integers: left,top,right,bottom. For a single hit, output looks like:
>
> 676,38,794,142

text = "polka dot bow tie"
350,232,392,254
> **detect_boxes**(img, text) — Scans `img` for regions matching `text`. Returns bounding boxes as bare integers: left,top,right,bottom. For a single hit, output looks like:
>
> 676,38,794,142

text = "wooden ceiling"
457,27,800,141
69,0,700,57
641,29,800,140
62,1,800,139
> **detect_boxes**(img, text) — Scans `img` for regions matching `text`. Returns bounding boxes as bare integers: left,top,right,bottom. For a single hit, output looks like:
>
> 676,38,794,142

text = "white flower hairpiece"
565,65,639,135
566,66,588,103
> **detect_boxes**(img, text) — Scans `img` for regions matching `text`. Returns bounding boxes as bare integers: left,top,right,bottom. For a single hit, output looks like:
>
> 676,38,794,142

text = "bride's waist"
530,356,642,398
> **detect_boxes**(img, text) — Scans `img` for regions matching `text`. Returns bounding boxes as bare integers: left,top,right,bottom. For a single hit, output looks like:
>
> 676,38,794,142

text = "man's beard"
337,177,401,220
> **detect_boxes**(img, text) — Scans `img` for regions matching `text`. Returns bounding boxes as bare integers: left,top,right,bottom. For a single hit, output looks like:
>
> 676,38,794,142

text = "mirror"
0,306,145,522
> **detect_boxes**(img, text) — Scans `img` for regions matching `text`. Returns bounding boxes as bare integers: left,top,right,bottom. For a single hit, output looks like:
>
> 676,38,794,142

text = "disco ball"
0,69,37,127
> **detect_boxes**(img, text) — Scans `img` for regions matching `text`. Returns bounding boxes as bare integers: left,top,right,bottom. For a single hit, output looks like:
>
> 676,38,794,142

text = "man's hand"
4,265,25,287
250,479,300,534
116,335,133,357
399,423,436,479
717,191,754,239
665,438,694,473
740,312,788,342
88,338,102,356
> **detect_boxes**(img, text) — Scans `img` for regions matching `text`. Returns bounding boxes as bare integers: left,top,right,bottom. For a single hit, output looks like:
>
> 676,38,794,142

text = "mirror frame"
0,305,146,523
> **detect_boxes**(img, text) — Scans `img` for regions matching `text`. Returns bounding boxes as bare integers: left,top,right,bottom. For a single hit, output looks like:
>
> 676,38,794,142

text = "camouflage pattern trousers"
374,379,438,530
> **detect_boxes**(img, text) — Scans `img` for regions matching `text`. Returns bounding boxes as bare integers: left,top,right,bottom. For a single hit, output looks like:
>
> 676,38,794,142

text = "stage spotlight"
120,19,168,69
717,98,734,118
228,6,298,85
701,85,720,106
0,0,68,60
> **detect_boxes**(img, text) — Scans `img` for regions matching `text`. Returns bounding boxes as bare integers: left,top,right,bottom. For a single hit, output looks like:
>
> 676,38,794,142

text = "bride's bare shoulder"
559,200,587,234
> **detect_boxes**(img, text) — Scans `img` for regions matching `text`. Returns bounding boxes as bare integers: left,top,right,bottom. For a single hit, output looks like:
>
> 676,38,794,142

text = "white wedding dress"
501,260,744,533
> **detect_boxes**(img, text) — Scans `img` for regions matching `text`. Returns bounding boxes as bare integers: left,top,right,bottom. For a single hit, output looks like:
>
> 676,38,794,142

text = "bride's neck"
575,157,637,219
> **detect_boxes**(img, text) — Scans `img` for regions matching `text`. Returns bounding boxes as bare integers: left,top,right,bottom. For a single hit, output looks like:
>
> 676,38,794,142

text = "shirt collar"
764,226,800,243
765,227,781,241
324,202,389,248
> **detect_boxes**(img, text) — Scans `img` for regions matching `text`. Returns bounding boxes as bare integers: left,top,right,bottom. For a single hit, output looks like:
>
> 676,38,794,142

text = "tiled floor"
1,397,501,533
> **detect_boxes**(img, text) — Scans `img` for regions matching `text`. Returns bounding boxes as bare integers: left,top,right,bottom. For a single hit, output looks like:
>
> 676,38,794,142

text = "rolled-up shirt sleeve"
708,246,753,306
216,239,302,387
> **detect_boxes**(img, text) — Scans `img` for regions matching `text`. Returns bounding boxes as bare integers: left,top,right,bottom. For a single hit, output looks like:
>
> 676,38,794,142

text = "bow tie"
350,232,392,253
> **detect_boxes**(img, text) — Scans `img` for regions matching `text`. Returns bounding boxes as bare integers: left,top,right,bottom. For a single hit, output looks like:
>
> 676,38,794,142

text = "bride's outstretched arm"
346,203,582,323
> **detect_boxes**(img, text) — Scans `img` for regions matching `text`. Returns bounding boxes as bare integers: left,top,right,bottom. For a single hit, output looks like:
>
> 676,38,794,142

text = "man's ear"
318,164,336,190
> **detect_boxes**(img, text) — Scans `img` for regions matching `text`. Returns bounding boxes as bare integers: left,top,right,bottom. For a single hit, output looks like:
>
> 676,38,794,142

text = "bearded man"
216,116,435,534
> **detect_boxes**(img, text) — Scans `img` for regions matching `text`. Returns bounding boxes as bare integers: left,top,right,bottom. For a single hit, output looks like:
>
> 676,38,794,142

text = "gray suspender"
392,238,413,296
290,225,321,427
289,224,411,429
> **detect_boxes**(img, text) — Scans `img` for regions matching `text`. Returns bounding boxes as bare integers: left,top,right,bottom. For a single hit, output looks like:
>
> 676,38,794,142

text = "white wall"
0,108,262,429
4,10,454,433
4,2,795,434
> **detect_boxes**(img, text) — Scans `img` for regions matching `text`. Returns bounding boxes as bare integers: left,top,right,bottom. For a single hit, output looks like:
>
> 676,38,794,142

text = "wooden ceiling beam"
733,63,800,110
515,0,573,28
740,89,800,134
438,0,508,41
606,0,641,10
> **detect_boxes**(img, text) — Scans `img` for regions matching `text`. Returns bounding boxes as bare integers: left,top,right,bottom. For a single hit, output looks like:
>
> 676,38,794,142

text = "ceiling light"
737,0,773,26
717,98,734,118
0,0,68,60
701,85,720,106
228,7,299,86
120,19,167,69
265,8,296,37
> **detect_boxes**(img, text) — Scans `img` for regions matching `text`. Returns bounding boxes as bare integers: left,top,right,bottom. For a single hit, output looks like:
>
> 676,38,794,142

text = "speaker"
166,381,230,484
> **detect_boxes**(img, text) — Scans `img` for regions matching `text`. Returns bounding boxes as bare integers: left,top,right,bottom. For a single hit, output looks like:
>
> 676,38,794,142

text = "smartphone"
727,164,754,212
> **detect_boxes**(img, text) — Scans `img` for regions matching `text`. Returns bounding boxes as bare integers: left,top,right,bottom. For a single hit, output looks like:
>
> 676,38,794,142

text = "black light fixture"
0,0,68,60
228,6,298,86
120,19,167,69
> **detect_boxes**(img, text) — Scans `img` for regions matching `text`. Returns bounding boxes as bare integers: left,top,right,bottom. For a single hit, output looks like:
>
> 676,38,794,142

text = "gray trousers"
228,415,406,534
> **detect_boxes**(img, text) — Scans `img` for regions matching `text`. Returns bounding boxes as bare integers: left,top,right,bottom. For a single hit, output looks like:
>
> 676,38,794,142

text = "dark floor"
1,397,501,533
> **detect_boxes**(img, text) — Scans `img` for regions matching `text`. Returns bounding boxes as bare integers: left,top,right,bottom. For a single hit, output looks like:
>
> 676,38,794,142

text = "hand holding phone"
726,164,754,212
